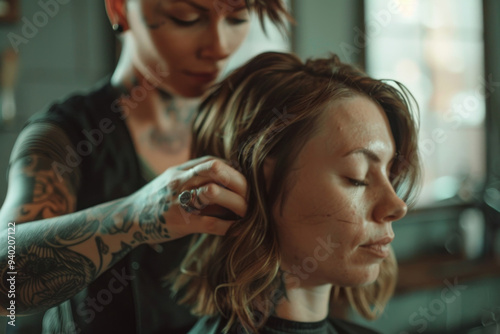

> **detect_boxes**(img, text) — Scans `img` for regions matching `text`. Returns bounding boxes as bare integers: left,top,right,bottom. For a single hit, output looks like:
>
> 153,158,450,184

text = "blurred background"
0,0,499,333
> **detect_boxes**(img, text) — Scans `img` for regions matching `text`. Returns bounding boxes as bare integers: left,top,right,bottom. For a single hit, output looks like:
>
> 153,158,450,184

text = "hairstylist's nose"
200,23,230,61
373,185,408,223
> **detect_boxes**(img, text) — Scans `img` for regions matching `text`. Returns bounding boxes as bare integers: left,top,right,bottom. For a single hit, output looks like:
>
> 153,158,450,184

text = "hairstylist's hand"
126,156,248,244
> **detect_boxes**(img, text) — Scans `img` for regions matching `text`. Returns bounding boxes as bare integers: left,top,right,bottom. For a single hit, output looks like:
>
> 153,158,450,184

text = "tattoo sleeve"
0,123,137,314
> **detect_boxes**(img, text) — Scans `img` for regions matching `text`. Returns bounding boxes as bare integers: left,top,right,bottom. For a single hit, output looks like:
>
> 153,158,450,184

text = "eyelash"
170,17,199,26
227,18,248,25
348,178,368,187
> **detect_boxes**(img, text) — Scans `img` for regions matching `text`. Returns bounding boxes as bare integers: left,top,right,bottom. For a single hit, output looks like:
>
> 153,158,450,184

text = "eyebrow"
170,0,209,12
170,0,248,13
229,5,249,12
343,148,382,163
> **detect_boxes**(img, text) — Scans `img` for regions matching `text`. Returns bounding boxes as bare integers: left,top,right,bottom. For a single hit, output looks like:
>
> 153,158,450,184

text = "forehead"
151,0,247,9
320,96,395,157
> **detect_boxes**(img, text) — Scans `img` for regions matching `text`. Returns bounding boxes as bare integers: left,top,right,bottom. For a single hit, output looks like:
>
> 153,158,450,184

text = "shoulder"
329,318,381,334
22,78,129,157
26,78,119,132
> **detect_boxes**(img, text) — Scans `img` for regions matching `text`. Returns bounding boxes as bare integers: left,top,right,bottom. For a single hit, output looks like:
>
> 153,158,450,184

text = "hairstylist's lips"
359,236,393,258
183,70,219,83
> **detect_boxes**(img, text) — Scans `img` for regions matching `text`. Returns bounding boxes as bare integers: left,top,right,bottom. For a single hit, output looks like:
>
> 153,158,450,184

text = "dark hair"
220,0,294,33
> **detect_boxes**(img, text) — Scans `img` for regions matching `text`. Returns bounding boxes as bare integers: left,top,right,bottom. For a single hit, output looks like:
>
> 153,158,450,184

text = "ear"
105,0,130,32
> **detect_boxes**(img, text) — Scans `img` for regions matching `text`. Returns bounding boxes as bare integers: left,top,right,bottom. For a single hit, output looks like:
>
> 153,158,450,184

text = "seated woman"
170,52,421,334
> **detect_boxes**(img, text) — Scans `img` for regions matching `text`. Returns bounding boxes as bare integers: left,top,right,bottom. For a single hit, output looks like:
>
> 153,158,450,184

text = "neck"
110,39,199,124
274,274,332,322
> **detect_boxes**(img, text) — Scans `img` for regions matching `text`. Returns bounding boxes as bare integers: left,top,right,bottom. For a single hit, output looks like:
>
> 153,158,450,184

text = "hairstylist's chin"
171,81,214,98
155,84,197,99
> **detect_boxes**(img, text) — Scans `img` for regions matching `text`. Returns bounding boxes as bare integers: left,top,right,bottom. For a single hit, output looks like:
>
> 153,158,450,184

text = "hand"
127,156,248,244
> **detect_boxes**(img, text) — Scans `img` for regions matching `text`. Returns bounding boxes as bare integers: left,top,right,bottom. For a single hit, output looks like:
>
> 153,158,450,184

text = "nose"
199,22,231,61
373,184,408,223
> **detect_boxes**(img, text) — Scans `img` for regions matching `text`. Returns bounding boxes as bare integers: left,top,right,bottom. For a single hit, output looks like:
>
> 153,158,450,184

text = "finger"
196,183,247,217
187,160,247,199
176,155,215,171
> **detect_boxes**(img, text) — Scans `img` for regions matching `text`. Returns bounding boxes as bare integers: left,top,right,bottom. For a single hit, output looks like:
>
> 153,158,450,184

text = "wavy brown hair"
171,52,421,333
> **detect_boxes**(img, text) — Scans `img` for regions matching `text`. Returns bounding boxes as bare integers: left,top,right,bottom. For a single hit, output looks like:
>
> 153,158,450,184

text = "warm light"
366,0,485,207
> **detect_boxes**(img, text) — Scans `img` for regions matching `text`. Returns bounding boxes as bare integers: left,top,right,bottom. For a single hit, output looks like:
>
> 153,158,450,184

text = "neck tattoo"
146,90,197,154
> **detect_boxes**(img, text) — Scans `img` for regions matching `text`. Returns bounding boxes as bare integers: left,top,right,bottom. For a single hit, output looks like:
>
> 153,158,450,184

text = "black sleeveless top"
23,78,197,334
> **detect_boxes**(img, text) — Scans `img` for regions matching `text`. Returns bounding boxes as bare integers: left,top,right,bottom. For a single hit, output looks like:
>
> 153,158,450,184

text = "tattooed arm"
0,123,148,315
0,123,247,315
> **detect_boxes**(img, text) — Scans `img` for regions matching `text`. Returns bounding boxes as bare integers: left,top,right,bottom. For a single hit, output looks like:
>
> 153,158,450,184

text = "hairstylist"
0,1,291,333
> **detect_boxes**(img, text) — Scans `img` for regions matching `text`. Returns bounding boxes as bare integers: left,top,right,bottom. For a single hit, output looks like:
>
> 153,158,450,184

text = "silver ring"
179,189,198,213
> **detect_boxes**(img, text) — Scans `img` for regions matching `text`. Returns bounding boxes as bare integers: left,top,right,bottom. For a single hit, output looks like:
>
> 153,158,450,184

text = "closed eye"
169,16,200,26
347,178,368,187
227,17,248,25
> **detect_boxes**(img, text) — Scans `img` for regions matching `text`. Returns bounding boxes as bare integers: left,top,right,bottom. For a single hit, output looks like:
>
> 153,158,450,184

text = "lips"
183,70,218,82
359,236,393,258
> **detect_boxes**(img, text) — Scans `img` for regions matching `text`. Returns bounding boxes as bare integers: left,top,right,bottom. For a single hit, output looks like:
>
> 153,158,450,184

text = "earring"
112,23,124,33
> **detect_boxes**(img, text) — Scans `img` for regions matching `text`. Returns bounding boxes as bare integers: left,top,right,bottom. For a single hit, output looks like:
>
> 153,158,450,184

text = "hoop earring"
112,23,124,33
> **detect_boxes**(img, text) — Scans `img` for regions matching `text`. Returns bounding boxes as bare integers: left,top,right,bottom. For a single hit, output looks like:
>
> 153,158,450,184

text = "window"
365,0,485,207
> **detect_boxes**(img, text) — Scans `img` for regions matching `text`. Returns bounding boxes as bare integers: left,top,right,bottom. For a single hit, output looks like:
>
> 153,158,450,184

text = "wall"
0,1,114,331
0,0,115,205
292,0,363,64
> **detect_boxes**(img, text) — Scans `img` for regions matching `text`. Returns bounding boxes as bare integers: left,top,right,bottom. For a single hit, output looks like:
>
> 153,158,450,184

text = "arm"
0,123,247,315
0,123,144,315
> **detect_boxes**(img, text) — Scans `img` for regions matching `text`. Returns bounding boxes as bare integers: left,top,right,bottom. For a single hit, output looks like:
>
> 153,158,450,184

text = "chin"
154,79,205,98
181,88,206,98
333,264,381,287
356,264,381,286
176,84,213,98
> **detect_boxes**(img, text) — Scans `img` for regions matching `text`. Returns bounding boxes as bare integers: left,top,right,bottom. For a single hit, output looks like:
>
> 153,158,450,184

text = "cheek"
277,171,370,249
329,186,373,231
289,180,367,227
336,200,372,252
333,263,381,287
335,223,367,250
277,197,369,264
226,25,250,51
279,202,370,271
150,33,195,64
